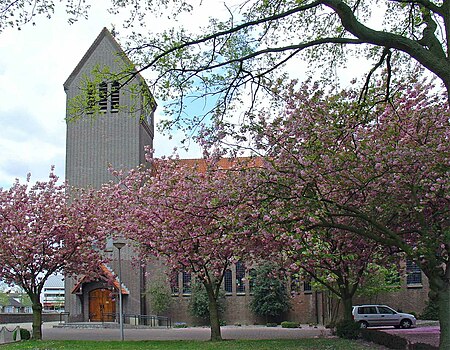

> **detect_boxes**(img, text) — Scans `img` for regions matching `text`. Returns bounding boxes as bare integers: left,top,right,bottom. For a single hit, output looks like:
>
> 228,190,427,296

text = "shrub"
281,321,299,328
360,329,407,349
266,322,278,327
335,320,360,340
250,263,291,321
173,322,188,328
420,296,439,320
12,328,31,341
147,274,172,315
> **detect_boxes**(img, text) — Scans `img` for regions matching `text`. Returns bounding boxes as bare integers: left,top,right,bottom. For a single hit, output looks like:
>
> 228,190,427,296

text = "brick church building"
64,28,430,325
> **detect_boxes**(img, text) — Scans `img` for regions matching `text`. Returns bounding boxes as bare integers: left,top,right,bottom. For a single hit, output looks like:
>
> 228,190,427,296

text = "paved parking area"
383,325,440,348
2,322,331,341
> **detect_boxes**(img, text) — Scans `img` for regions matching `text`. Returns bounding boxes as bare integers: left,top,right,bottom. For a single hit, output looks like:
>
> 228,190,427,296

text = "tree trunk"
437,283,450,350
423,258,450,350
204,282,222,341
341,295,353,321
30,293,43,340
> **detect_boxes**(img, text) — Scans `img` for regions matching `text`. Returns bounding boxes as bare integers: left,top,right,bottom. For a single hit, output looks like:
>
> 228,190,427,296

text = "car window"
377,306,395,314
358,306,378,314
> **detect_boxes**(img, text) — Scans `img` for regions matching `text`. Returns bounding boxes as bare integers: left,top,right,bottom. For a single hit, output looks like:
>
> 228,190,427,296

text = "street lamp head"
113,242,126,250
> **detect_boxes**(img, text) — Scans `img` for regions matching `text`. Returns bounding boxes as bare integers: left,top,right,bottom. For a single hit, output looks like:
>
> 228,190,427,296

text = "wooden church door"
89,289,115,322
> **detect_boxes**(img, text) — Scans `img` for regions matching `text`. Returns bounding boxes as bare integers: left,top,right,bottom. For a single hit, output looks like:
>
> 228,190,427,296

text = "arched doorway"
89,288,116,322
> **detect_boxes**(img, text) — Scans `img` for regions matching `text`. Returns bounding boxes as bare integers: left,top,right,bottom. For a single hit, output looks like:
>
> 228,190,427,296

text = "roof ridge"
63,27,147,91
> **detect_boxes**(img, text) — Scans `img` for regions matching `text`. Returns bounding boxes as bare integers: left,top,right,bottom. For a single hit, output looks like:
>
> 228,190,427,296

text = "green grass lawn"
0,339,378,349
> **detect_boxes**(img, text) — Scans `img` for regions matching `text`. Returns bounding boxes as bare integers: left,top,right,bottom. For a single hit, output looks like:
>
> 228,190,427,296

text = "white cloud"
0,0,375,189
0,2,223,188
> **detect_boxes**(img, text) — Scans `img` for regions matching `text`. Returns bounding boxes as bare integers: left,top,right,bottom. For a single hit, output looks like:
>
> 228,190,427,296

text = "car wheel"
400,319,412,329
359,321,369,329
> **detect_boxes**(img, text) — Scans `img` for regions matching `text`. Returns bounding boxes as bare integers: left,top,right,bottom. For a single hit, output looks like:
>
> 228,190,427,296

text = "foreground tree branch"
3,1,449,128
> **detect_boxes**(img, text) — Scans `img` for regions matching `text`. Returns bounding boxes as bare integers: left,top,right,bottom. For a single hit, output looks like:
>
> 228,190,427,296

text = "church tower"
64,27,155,189
64,28,155,322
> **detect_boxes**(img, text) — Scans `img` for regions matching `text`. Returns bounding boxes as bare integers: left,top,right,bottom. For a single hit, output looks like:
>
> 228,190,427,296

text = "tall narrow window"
236,261,246,294
170,272,179,295
182,271,191,294
406,260,422,285
111,81,120,112
86,83,95,114
303,280,312,293
224,269,232,294
99,82,108,111
290,275,301,293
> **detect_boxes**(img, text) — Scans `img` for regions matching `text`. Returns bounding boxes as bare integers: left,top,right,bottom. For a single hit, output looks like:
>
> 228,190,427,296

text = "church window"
86,83,95,114
99,82,108,111
182,271,191,294
303,280,312,293
224,269,232,294
236,261,246,294
406,260,422,286
111,81,120,112
170,272,179,295
290,275,301,293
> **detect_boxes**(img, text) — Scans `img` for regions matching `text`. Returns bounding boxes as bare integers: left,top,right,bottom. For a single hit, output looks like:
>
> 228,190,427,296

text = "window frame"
182,271,192,295
235,261,246,294
224,269,233,294
406,260,422,287
98,82,108,111
111,81,120,113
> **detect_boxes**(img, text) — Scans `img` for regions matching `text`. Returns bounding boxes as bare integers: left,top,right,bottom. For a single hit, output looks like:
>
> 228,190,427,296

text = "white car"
352,305,417,329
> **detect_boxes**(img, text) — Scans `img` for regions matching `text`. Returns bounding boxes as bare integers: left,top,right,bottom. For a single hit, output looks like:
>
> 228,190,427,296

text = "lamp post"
113,241,125,341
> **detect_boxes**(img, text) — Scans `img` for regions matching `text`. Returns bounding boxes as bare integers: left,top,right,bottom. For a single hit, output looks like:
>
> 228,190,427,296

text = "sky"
0,2,229,189
0,1,375,190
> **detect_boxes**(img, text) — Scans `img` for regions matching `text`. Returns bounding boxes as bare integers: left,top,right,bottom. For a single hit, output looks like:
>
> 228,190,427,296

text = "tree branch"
322,0,450,87
391,0,443,17
131,1,324,80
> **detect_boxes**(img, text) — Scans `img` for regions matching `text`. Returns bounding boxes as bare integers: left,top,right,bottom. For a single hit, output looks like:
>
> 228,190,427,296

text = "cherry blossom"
0,170,105,339
98,157,283,341
251,78,449,346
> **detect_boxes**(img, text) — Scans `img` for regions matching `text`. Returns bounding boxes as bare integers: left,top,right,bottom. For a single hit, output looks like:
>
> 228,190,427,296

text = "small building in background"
0,294,32,314
41,275,65,312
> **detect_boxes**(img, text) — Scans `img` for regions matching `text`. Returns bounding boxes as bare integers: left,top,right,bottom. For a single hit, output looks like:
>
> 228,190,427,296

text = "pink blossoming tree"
251,78,449,347
100,156,281,341
0,171,105,340
253,168,398,321
289,227,397,321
